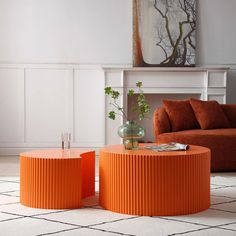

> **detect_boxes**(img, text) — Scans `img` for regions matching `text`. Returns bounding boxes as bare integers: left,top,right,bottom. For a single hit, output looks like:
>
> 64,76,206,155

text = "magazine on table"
144,142,189,152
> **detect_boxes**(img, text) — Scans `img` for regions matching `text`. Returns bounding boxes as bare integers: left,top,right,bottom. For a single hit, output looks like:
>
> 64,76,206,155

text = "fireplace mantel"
103,67,228,144
103,66,229,72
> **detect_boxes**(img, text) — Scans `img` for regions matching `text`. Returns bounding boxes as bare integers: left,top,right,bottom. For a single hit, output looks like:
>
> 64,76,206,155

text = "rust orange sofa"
153,102,236,172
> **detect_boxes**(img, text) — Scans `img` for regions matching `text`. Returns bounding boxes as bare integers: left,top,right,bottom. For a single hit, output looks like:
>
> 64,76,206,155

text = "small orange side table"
20,149,95,209
99,144,210,216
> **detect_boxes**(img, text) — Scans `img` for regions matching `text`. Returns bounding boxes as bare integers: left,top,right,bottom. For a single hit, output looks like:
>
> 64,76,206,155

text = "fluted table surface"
99,144,210,216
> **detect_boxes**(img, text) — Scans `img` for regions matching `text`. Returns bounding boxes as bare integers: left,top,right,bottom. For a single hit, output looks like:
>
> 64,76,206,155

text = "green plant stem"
105,81,150,121
111,99,128,120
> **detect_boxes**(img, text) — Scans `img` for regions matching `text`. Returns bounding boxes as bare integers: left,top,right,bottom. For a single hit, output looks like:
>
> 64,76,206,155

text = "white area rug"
0,174,236,236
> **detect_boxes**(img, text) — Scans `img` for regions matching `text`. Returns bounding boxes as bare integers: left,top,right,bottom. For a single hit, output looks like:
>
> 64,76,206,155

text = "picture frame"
133,0,196,67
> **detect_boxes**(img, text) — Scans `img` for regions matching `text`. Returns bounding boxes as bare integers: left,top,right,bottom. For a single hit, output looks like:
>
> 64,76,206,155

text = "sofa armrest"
221,104,236,127
153,107,171,140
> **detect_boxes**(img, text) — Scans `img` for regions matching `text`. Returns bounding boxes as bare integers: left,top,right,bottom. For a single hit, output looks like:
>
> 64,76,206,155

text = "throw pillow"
221,104,236,127
189,98,230,129
153,107,171,135
163,99,200,132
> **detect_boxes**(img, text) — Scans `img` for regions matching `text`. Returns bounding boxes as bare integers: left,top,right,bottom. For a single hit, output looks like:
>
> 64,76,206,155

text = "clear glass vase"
118,121,145,150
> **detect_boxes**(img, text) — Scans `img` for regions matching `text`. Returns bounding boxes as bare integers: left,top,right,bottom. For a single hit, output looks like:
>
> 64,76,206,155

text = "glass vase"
118,121,145,150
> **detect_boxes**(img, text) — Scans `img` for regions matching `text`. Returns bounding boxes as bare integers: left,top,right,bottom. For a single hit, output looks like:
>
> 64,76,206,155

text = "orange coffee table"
99,144,210,216
20,149,95,209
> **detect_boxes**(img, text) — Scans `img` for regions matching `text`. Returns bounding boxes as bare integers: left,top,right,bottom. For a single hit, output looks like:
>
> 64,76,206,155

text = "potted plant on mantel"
105,81,150,150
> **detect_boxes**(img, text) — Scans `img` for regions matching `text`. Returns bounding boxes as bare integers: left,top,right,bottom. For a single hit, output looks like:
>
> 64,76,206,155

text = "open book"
144,142,189,152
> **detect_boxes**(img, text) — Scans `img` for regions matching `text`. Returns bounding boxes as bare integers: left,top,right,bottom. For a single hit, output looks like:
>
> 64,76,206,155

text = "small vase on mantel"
118,121,145,150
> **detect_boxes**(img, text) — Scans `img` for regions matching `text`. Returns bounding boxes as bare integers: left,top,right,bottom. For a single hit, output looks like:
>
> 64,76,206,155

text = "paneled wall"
0,68,24,143
0,65,105,155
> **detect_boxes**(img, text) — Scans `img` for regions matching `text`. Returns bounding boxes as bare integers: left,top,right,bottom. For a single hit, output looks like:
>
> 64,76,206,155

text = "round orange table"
99,144,210,216
20,149,95,209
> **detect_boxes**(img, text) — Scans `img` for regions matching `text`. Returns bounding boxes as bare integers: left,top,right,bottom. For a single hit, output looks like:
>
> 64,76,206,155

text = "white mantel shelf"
102,66,229,72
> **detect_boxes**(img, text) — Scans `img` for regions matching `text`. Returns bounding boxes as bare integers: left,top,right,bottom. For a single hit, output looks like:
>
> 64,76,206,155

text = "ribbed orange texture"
99,144,210,216
20,149,95,209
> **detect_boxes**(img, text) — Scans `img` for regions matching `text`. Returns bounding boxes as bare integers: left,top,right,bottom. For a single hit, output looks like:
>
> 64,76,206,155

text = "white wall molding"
0,64,105,156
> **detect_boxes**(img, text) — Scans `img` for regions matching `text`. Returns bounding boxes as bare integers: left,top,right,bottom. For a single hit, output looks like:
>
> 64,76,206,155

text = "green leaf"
104,87,112,95
105,87,120,99
108,111,116,120
135,92,150,120
136,81,142,88
111,90,120,99
105,81,150,121
128,89,134,96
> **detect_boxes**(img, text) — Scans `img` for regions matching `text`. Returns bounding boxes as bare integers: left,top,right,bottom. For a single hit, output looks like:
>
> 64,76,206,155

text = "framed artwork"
133,0,196,67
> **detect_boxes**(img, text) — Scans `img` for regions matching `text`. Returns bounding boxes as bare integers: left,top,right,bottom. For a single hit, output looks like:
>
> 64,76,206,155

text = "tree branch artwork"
133,0,196,67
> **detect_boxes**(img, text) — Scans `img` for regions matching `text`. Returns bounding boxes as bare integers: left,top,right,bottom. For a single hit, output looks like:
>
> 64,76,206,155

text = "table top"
20,149,95,159
100,144,210,156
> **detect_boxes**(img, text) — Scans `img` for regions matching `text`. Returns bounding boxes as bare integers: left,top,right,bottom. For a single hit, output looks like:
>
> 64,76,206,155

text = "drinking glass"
61,132,71,150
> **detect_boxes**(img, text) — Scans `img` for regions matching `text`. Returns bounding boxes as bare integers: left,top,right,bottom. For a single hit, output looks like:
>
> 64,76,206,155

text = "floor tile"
48,227,122,235
0,177,20,182
0,195,19,206
211,196,235,205
211,201,236,213
211,174,236,186
211,185,225,190
161,209,236,226
0,212,22,222
220,222,236,231
0,203,63,216
0,190,20,197
0,182,19,193
174,227,236,236
94,216,207,236
0,217,77,236
211,187,236,199
35,208,133,226
0,156,19,177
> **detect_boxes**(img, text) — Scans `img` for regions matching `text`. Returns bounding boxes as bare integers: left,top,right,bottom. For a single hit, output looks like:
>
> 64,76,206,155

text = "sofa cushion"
221,104,236,128
190,98,230,129
153,107,171,135
156,128,236,171
163,99,199,132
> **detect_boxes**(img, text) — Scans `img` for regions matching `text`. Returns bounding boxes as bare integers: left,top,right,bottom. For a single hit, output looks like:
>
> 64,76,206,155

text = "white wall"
196,0,236,103
197,0,236,65
0,0,132,64
0,0,235,68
